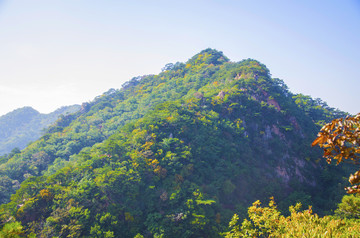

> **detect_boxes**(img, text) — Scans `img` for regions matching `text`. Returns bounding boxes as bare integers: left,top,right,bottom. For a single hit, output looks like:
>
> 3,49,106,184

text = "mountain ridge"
0,49,350,237
0,105,81,156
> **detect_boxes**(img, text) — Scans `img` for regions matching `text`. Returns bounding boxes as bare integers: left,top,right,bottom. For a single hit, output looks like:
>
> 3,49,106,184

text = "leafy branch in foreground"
312,113,360,193
225,198,360,238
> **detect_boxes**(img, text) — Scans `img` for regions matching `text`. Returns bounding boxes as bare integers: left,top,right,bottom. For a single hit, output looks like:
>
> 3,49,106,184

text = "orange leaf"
312,136,324,147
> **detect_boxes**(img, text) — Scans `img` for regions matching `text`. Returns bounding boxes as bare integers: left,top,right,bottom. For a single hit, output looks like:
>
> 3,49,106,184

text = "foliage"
0,49,351,237
0,221,31,238
0,105,80,156
292,94,346,126
312,113,360,193
334,194,360,219
225,198,360,237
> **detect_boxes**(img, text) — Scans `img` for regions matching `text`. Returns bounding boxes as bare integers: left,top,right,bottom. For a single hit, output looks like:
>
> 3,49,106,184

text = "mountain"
0,49,350,237
0,105,81,156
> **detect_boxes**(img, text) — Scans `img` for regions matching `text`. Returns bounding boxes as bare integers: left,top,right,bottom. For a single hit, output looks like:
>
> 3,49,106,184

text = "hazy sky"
0,0,359,116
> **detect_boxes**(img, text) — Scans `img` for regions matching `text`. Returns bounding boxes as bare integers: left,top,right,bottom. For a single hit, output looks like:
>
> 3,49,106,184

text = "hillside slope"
0,49,349,237
0,105,80,156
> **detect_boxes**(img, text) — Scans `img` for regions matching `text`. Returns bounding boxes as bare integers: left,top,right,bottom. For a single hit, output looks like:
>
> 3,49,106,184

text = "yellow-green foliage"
0,49,350,237
335,194,360,219
0,221,30,238
225,198,360,237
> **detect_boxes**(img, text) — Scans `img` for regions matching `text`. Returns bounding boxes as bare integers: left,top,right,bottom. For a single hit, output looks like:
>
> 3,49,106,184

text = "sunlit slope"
0,49,348,237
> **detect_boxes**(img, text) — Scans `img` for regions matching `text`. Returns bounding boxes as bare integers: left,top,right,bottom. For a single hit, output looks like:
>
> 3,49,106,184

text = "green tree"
0,221,26,238
335,194,360,219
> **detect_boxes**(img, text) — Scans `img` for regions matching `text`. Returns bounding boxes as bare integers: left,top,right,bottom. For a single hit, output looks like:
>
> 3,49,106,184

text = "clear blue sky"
0,0,359,116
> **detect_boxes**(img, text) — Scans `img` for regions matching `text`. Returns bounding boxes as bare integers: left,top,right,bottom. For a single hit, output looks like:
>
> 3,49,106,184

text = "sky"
0,0,359,116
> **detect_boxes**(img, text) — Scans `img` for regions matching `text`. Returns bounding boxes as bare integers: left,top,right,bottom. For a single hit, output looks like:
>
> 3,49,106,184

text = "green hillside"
0,49,354,237
0,105,80,156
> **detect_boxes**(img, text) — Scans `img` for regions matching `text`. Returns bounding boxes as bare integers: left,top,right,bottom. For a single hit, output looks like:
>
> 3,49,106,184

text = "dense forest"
0,105,80,156
0,49,358,237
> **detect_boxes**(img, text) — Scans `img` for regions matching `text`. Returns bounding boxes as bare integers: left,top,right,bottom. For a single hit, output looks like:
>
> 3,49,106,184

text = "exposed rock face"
217,90,226,99
263,125,272,139
80,102,90,113
272,125,286,140
267,98,281,111
276,166,290,183
194,92,203,99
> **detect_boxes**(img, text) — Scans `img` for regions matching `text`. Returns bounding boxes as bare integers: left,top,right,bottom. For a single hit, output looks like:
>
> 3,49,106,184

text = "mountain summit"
186,48,230,66
0,105,80,155
0,49,348,237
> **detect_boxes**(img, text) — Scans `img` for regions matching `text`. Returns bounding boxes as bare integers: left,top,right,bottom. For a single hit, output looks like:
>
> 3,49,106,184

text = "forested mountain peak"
0,49,351,237
0,105,80,156
0,107,39,126
186,48,229,66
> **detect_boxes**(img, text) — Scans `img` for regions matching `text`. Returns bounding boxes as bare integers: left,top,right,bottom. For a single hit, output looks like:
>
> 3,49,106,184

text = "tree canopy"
0,49,355,237
225,198,360,238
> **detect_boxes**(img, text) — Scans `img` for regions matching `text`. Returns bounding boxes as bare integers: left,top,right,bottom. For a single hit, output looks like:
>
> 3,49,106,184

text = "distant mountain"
0,49,351,237
0,105,80,155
